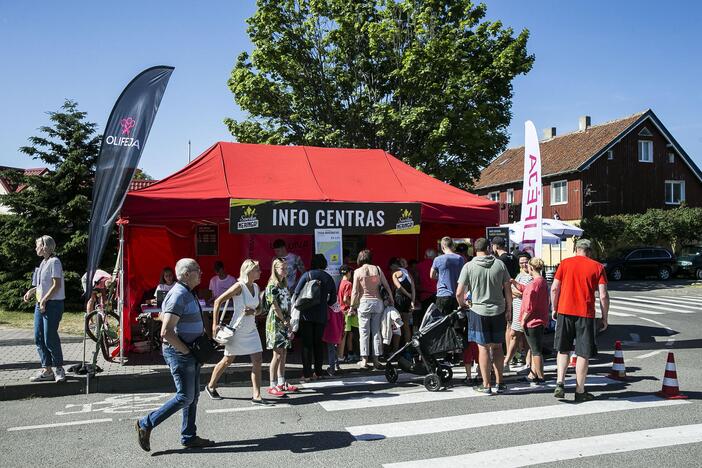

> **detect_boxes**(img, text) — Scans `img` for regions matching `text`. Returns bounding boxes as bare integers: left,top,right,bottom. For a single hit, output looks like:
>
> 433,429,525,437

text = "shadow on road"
152,430,355,456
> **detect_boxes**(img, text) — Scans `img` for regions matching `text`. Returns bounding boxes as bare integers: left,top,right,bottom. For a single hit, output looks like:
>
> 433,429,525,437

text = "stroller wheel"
438,364,453,384
424,373,442,392
385,364,399,384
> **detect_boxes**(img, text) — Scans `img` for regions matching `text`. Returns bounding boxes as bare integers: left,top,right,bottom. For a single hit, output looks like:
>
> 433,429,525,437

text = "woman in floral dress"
265,258,298,396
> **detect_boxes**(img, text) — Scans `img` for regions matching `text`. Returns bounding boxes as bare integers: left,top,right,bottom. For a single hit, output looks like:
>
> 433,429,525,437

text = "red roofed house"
0,166,49,214
472,110,702,261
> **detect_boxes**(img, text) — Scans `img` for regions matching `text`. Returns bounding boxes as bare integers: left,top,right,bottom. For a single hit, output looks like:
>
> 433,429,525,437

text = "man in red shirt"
551,239,609,402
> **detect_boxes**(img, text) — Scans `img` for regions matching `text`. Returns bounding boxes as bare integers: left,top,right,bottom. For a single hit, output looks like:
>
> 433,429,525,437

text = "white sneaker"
503,363,511,373
54,367,66,383
29,369,55,382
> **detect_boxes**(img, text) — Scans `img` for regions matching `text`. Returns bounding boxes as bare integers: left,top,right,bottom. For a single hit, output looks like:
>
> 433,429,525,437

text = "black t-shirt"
498,252,519,279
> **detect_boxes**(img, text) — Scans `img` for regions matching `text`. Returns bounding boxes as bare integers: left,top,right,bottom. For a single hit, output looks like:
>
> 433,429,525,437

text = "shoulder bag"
213,298,236,345
188,293,216,364
294,272,321,310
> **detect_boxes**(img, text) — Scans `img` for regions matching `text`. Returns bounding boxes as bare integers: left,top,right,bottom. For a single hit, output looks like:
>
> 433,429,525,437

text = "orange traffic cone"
657,352,687,399
608,340,627,380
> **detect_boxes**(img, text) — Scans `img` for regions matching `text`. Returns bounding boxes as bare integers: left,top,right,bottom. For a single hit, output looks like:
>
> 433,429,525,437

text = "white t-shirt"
284,253,305,290
209,274,236,300
32,256,65,301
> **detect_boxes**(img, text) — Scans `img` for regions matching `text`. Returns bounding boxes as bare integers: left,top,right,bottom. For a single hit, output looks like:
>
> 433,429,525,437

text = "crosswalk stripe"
620,296,700,312
318,385,485,412
318,376,618,412
602,303,664,315
659,295,702,304
607,310,633,317
383,423,702,468
633,295,702,307
348,396,688,440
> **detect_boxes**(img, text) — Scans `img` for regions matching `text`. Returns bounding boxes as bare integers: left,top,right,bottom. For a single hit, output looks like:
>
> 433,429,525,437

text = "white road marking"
206,403,291,413
608,311,633,317
383,423,702,468
318,385,485,412
619,296,698,312
659,295,702,304
603,303,664,315
7,418,113,432
348,396,688,440
633,349,667,360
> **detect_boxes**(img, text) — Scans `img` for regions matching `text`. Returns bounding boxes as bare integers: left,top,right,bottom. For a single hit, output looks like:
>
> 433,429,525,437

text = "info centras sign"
229,199,421,235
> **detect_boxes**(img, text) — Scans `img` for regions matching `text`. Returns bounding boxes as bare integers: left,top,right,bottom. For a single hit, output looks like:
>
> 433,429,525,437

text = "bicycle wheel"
86,310,121,346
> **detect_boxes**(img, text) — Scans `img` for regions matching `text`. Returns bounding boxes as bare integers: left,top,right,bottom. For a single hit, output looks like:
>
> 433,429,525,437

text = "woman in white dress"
206,259,267,404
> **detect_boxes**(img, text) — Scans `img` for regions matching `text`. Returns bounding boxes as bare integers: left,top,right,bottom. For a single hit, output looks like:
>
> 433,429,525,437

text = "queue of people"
17,233,607,452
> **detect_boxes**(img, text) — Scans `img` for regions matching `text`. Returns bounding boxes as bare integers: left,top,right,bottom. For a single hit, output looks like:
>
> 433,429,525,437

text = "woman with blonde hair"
265,258,298,396
514,257,550,385
23,235,66,383
206,259,267,404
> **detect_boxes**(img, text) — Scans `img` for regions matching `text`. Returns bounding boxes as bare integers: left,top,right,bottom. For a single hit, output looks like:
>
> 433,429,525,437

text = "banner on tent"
229,200,421,235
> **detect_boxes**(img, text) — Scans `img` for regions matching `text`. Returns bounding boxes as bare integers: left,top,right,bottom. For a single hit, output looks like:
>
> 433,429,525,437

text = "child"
336,265,359,363
323,301,345,376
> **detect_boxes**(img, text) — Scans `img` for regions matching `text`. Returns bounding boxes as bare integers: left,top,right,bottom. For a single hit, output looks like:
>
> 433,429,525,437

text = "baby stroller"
384,304,466,391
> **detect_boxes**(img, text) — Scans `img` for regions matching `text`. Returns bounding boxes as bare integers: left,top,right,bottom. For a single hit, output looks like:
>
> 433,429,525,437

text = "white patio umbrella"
541,219,583,237
501,222,561,245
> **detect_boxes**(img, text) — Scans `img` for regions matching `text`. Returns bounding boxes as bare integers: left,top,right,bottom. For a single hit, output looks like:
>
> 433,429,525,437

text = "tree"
0,100,100,310
133,168,154,180
225,0,534,188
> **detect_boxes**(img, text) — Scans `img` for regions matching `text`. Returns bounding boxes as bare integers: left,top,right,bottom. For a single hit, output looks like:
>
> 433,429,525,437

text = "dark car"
676,245,702,280
601,247,677,281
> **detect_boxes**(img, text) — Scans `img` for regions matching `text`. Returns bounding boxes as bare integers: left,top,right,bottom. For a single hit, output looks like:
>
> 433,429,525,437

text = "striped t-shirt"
162,282,204,344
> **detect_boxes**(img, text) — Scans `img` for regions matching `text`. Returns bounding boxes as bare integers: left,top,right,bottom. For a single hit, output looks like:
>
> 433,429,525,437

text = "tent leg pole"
119,224,125,366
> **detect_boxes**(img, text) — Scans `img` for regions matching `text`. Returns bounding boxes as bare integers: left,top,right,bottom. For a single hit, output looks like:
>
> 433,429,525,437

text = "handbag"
213,299,236,345
187,293,216,364
377,266,390,302
294,272,321,310
290,303,301,333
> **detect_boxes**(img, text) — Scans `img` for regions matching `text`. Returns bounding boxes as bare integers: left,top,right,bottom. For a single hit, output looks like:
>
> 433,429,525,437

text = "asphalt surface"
1,283,701,467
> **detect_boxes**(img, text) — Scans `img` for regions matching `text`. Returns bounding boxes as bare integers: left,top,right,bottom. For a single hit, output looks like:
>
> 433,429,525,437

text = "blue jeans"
34,301,64,367
139,345,201,444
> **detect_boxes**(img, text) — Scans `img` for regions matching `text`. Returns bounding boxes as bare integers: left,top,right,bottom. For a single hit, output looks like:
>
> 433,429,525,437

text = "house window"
607,150,614,160
551,180,568,205
506,189,514,204
668,152,675,163
487,191,499,202
638,140,653,162
665,181,685,205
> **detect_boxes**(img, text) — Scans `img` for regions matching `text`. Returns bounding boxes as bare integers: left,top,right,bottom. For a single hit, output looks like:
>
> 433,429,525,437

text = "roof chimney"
579,115,591,131
543,127,557,140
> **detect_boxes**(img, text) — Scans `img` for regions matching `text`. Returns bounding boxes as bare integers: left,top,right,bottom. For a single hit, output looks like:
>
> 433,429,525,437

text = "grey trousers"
358,299,384,357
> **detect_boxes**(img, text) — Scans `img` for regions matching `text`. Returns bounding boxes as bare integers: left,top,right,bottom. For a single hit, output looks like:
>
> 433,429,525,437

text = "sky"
1,0,701,179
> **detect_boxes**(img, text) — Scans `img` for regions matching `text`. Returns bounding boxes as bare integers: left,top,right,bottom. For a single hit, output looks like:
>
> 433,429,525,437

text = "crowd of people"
18,234,609,451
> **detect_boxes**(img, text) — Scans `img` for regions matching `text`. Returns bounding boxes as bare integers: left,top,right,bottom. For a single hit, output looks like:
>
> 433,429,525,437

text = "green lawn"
0,309,85,336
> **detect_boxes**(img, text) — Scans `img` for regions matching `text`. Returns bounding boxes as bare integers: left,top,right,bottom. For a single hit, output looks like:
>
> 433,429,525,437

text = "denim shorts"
467,310,506,345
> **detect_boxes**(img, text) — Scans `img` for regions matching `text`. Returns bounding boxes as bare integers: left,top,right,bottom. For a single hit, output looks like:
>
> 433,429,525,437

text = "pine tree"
0,100,100,310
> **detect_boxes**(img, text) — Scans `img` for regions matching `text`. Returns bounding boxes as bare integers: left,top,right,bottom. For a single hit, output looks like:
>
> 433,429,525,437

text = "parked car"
601,247,677,281
676,245,702,280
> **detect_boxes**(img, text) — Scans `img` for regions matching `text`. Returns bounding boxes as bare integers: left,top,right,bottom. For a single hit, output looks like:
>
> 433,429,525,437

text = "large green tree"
0,100,100,310
226,0,534,187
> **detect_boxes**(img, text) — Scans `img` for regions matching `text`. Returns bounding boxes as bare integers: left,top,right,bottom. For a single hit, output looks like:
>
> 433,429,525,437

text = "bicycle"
85,279,120,362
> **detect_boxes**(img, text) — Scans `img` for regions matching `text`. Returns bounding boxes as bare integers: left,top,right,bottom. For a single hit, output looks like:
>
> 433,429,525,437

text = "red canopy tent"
119,142,498,346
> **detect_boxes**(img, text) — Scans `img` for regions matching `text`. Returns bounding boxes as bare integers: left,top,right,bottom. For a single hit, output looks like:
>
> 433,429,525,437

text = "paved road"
1,286,701,467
